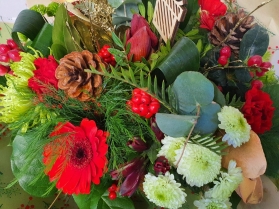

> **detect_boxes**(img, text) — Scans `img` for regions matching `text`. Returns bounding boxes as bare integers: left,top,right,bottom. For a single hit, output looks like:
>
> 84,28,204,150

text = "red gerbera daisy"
43,118,108,195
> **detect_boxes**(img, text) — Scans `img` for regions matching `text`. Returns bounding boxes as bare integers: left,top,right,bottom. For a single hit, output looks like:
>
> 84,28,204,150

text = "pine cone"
55,50,104,101
209,10,255,56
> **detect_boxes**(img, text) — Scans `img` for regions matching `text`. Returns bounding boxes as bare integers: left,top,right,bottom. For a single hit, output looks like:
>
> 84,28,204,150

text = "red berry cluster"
218,46,231,66
0,39,21,63
98,44,116,66
108,184,118,200
247,55,272,77
127,88,160,119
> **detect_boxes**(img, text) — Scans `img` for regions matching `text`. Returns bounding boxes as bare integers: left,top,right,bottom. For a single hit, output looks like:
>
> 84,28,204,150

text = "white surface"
0,0,27,23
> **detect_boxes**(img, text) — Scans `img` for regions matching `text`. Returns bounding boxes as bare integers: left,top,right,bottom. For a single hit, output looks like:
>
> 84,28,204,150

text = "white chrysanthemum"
143,172,186,209
175,143,221,187
157,136,186,165
194,198,232,209
218,106,251,148
205,160,243,200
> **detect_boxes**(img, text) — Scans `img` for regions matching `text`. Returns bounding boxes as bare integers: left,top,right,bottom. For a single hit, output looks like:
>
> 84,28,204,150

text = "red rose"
198,0,227,31
241,87,275,134
28,55,58,96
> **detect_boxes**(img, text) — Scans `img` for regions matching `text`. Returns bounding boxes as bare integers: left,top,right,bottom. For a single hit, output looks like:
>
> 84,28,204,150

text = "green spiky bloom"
175,143,221,187
157,136,186,166
0,52,36,126
194,198,232,209
143,172,187,209
205,160,243,200
218,106,251,148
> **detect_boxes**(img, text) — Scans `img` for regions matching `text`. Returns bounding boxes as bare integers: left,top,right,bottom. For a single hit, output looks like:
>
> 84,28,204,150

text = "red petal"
80,118,98,140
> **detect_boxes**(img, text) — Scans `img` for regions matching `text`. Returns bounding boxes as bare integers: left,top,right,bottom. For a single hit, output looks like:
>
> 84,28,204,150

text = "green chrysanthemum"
205,160,243,200
143,172,186,209
175,143,221,187
218,106,251,148
0,51,39,126
194,198,232,209
157,136,186,165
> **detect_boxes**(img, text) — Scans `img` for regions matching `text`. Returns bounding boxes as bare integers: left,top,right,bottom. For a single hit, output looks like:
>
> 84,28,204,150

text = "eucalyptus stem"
175,105,201,167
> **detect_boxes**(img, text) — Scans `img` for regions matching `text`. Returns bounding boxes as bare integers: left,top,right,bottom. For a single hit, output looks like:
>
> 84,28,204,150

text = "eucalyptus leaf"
239,24,269,60
11,134,56,197
156,113,198,137
212,83,226,107
172,71,214,114
194,102,220,135
152,37,200,86
112,0,141,27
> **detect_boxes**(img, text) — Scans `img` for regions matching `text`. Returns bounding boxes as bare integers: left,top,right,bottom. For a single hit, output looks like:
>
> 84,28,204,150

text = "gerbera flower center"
70,139,93,169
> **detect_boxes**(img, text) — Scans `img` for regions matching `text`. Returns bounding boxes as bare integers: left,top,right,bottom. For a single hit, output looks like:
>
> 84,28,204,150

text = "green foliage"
225,94,244,109
0,76,7,87
260,84,279,177
190,135,228,155
30,4,47,15
153,37,200,86
51,4,82,60
73,181,135,209
10,129,57,197
239,24,269,60
112,0,141,27
149,41,171,70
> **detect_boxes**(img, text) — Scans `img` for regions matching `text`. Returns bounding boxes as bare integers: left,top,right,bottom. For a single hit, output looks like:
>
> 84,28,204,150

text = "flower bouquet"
0,0,278,208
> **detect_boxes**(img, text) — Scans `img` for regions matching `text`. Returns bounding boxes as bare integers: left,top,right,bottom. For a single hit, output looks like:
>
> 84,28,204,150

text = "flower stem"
48,190,62,209
175,105,201,167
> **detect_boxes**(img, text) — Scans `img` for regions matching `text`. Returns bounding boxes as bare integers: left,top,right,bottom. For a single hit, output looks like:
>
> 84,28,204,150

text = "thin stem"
48,190,62,209
175,105,201,167
219,0,274,46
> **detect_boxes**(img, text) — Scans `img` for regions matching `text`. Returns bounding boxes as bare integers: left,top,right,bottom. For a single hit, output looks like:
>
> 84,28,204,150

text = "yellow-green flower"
143,172,186,209
194,198,232,209
218,106,251,148
157,136,186,166
175,143,221,187
205,160,243,200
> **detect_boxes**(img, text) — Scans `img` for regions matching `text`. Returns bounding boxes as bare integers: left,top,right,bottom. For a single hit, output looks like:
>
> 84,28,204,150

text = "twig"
175,105,201,167
48,190,62,209
219,0,274,46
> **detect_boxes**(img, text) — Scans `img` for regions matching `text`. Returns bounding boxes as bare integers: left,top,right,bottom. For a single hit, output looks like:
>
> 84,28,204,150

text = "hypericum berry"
6,39,18,49
247,55,262,67
220,46,231,58
0,53,10,63
0,44,11,54
0,64,9,76
98,45,116,66
251,80,263,89
108,184,118,193
128,88,160,118
108,191,117,200
256,61,272,77
8,49,21,62
218,55,228,66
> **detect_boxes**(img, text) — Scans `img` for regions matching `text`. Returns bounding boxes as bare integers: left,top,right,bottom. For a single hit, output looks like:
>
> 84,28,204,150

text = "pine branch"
225,94,244,109
87,66,177,114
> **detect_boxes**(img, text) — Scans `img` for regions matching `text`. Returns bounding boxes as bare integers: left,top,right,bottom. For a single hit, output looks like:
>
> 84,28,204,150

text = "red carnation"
198,0,227,30
28,55,58,96
43,118,108,194
241,87,275,134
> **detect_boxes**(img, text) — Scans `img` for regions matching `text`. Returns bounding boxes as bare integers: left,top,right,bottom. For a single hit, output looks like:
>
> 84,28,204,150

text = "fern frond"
190,134,228,155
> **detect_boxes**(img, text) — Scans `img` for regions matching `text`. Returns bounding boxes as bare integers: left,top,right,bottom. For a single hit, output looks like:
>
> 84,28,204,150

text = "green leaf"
11,134,56,197
239,24,269,60
156,113,198,137
260,84,279,177
194,103,220,135
0,76,7,87
73,183,135,209
212,83,226,107
172,71,214,113
112,0,141,27
147,1,154,23
146,142,160,163
196,39,203,54
111,32,124,48
138,2,146,17
29,23,53,57
12,9,46,51
153,37,200,86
